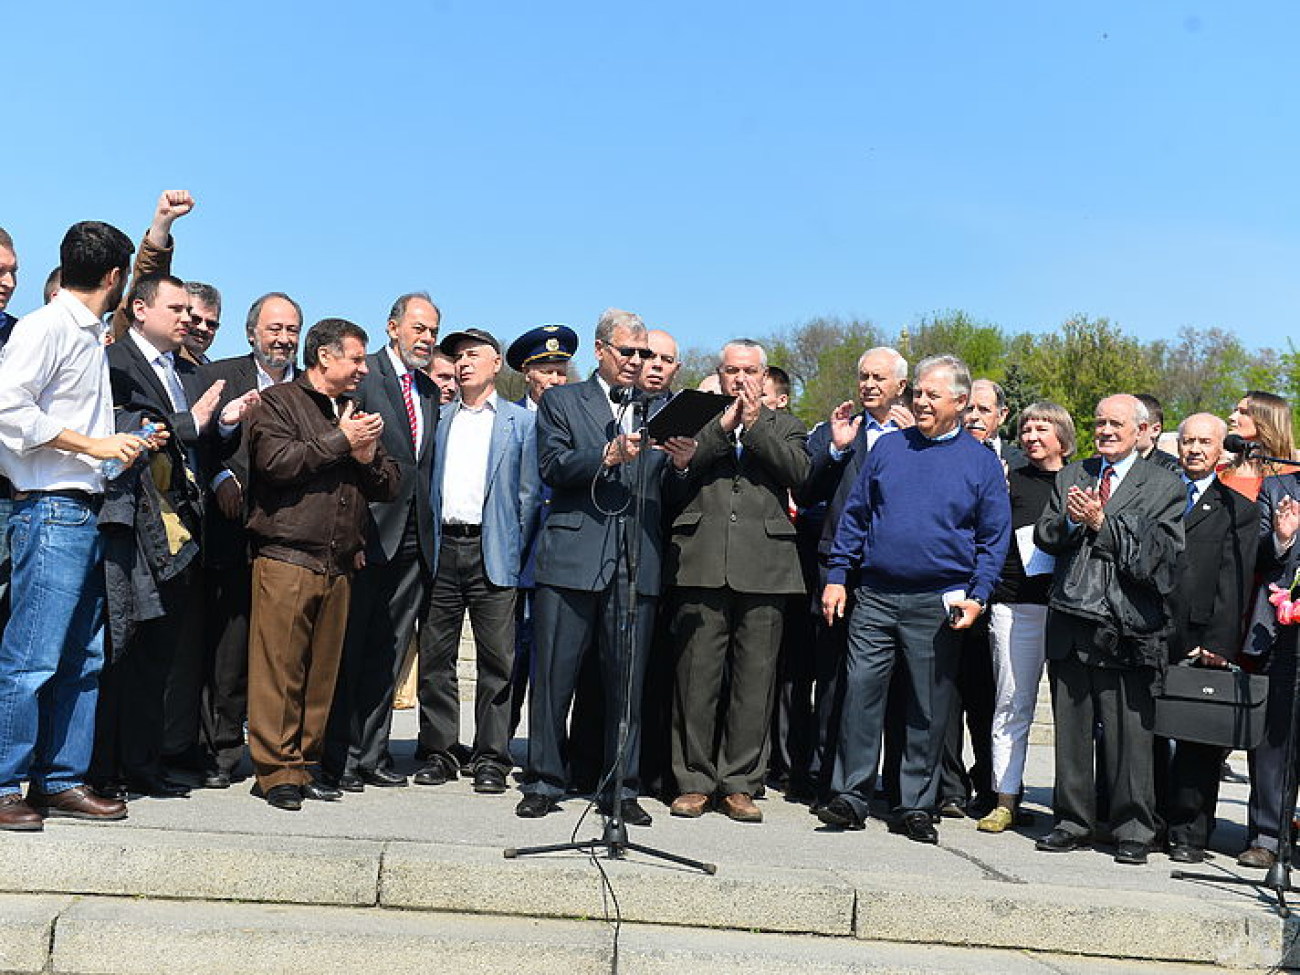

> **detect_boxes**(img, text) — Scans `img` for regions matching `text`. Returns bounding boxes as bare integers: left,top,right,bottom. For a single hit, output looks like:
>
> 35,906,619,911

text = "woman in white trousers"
978,403,1075,833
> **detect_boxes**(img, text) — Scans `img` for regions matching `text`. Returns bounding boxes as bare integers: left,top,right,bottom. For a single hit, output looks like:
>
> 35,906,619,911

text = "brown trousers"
247,557,351,790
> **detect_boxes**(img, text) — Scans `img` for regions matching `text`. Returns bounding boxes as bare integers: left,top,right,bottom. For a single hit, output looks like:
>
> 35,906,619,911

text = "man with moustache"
244,318,399,810
1034,394,1185,865
503,324,578,738
1159,413,1256,864
817,356,1010,844
91,273,226,798
193,293,303,787
516,308,691,823
792,346,912,803
324,293,441,790
937,377,1023,817
0,221,146,830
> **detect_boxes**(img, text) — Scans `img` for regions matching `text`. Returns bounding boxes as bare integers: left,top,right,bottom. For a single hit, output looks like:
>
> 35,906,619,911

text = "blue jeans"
0,495,11,614
0,495,106,796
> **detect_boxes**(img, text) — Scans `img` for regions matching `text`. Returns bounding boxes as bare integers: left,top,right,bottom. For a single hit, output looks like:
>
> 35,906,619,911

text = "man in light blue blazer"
417,328,542,795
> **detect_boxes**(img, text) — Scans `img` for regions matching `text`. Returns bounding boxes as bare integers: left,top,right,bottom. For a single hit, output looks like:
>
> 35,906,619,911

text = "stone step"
0,894,1243,975
0,827,1288,970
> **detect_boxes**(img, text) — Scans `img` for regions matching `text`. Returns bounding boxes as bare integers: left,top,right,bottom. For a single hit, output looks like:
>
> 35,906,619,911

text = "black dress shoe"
515,794,560,818
816,796,867,831
264,784,302,811
449,742,475,774
891,810,939,844
938,797,967,819
413,757,458,786
334,772,365,793
126,776,191,798
1167,843,1206,864
360,767,408,788
616,799,652,827
473,766,508,794
93,781,129,802
1035,827,1090,853
202,771,232,790
1114,841,1150,865
301,780,342,801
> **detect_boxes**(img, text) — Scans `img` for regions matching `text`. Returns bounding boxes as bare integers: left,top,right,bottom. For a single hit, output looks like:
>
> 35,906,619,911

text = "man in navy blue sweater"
817,355,1011,843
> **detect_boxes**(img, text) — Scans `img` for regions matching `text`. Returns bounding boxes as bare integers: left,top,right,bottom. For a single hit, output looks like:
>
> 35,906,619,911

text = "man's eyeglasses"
189,315,220,331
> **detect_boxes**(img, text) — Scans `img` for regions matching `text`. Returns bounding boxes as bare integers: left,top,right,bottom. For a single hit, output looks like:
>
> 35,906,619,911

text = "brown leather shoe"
720,792,763,823
1237,846,1277,870
0,793,43,831
27,785,127,821
670,792,711,818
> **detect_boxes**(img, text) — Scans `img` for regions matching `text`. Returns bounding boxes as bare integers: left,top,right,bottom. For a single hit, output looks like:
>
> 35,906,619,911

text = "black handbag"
1154,663,1269,750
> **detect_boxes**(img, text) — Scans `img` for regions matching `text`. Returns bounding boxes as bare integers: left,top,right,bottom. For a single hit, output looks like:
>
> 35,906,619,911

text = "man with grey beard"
190,293,303,787
323,293,442,790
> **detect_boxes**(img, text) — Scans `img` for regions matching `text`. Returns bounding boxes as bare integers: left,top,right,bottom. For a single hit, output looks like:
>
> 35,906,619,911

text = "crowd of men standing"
0,193,1296,871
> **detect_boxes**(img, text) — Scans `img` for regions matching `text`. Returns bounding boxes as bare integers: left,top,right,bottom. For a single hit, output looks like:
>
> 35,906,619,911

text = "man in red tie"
1032,394,1186,865
321,293,442,791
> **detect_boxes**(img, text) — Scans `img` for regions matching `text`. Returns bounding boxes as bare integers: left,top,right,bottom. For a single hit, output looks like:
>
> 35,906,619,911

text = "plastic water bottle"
101,421,160,480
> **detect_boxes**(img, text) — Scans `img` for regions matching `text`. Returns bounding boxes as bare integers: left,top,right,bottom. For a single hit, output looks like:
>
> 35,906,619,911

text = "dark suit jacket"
352,349,438,567
1167,477,1258,662
532,375,667,596
794,412,894,569
1243,471,1300,658
665,406,809,594
195,354,264,569
107,331,208,449
998,438,1028,471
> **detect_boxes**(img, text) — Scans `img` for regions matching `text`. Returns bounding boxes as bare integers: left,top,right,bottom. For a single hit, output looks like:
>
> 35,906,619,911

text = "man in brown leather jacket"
244,318,400,810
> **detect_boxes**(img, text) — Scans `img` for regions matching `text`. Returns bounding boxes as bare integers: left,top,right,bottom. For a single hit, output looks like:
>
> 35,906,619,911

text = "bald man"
1033,394,1185,866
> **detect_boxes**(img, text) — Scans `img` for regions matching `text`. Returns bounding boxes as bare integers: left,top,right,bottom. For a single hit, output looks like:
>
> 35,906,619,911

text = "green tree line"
677,313,1300,455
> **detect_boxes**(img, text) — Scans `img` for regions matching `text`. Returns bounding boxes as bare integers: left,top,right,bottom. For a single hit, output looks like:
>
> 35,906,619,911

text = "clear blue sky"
5,2,1297,371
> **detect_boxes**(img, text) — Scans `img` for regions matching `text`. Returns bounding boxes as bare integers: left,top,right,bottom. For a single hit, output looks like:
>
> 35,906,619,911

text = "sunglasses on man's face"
602,342,653,360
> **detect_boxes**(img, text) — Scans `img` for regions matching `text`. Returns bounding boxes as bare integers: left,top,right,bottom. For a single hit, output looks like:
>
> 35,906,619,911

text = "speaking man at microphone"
516,309,693,823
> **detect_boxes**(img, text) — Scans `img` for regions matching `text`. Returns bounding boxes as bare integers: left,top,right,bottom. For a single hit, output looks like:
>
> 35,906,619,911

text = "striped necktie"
1099,465,1115,505
400,372,419,449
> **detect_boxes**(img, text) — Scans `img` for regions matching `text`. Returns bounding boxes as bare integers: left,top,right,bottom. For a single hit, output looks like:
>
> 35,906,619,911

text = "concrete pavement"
0,707,1294,972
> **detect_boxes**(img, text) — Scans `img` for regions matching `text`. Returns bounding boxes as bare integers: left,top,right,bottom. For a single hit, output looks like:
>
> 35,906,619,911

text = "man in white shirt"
418,328,540,794
0,220,152,831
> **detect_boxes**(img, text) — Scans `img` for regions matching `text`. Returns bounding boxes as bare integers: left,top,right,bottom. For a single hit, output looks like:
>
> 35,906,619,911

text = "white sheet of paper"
1015,524,1055,576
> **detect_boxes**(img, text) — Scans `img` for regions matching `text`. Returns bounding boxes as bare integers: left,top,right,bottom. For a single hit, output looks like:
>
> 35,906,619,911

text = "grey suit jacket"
665,406,809,594
532,376,667,596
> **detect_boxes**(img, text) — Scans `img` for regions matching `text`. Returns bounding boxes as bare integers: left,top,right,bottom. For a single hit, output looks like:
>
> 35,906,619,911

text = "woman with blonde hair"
1221,391,1296,501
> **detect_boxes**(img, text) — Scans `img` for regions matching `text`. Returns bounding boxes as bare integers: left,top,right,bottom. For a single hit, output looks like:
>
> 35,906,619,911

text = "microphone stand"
506,394,716,875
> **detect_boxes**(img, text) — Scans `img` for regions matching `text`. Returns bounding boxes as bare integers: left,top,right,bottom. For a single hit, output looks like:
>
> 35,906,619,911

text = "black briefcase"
1155,664,1269,750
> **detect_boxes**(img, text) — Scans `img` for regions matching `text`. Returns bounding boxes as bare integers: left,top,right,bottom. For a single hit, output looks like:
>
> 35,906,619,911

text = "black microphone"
1224,434,1258,457
609,385,646,405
